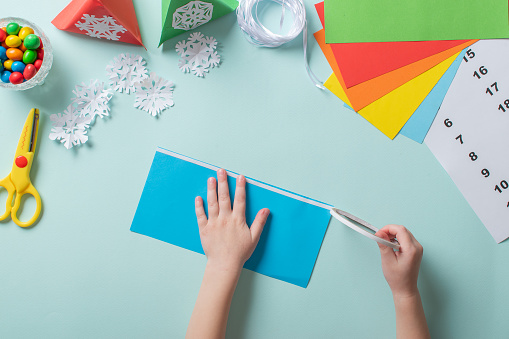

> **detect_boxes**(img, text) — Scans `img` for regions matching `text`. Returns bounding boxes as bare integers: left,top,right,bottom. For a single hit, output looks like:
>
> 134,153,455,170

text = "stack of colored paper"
315,0,509,142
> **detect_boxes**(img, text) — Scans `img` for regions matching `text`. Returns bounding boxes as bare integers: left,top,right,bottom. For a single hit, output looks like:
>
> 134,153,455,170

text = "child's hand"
195,169,270,272
375,225,423,299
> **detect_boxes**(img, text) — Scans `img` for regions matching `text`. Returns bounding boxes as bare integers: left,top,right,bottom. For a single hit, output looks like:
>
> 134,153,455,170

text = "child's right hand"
375,225,423,299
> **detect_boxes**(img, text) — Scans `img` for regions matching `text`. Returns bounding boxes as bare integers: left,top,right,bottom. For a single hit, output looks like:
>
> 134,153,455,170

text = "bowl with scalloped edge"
0,17,53,90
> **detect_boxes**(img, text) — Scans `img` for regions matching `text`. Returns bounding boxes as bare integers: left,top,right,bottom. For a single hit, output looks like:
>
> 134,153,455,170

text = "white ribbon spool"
236,0,324,88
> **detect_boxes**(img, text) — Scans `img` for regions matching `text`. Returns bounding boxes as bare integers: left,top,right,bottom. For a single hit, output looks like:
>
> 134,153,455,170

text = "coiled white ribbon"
236,0,324,89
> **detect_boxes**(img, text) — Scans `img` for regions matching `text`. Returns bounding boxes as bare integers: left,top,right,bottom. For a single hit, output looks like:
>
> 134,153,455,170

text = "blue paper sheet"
131,148,332,288
400,50,466,143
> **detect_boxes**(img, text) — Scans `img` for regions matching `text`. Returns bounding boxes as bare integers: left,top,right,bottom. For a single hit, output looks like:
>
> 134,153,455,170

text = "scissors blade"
16,108,39,155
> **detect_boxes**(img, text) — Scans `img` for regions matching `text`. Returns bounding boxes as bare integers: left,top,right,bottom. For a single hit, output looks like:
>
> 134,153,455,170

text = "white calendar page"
426,40,509,243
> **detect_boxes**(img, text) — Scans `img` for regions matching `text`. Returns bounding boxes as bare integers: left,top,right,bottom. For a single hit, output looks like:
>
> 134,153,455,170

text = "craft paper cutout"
325,52,460,139
49,80,112,149
134,72,175,116
176,32,220,77
159,0,238,46
106,54,148,94
324,0,509,43
49,105,92,149
314,29,475,111
52,0,144,46
72,80,113,122
315,2,471,88
131,148,332,287
173,1,213,30
400,51,465,143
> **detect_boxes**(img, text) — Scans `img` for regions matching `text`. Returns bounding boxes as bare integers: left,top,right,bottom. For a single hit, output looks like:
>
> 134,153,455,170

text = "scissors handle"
0,175,15,221
11,184,41,228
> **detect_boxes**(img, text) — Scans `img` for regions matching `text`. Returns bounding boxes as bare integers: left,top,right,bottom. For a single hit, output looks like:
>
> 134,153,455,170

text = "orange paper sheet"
314,29,476,111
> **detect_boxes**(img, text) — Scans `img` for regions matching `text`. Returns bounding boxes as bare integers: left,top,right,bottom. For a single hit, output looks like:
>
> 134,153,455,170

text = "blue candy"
11,61,25,73
0,46,6,61
1,70,12,83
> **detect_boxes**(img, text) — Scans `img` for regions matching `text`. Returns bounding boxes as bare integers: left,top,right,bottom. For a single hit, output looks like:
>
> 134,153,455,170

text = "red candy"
0,29,6,43
9,71,24,84
36,48,43,60
23,64,37,80
34,59,42,70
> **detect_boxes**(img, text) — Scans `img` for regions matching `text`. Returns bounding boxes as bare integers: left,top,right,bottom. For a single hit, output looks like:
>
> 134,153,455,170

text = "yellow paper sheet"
325,52,460,139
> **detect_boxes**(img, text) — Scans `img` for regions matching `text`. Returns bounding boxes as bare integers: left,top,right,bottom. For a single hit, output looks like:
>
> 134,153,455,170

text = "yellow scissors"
0,108,42,227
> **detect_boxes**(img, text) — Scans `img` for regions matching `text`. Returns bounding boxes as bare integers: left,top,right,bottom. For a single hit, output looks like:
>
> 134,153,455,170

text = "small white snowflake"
72,80,113,122
172,1,214,31
175,32,221,77
134,72,175,116
49,105,92,149
106,54,149,94
75,14,127,41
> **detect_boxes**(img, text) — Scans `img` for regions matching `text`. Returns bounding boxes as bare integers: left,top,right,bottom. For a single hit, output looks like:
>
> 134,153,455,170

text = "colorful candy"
6,23,20,35
9,71,23,84
22,50,36,64
5,35,21,48
23,64,36,80
0,22,44,85
18,27,33,40
11,61,25,73
33,59,42,70
3,59,13,71
6,48,23,61
1,70,11,83
23,34,40,50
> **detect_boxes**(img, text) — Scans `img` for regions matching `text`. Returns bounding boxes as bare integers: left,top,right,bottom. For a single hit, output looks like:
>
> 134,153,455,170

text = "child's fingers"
250,208,270,243
195,196,207,228
207,177,219,219
375,230,397,262
378,224,414,251
217,169,232,213
233,175,246,217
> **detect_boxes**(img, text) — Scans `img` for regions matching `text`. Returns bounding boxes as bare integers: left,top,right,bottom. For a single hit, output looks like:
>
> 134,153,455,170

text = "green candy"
6,22,20,35
22,50,37,64
23,34,40,50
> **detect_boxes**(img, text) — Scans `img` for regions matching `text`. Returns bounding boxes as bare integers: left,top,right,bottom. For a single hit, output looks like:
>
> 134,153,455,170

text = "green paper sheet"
324,0,509,43
159,0,238,46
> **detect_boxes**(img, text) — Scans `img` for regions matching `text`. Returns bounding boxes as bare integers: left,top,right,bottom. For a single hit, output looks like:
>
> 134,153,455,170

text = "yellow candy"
18,27,34,40
4,59,13,71
5,35,21,48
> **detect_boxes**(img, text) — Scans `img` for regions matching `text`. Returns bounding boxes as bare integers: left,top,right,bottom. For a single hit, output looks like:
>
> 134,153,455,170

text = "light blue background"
0,0,507,338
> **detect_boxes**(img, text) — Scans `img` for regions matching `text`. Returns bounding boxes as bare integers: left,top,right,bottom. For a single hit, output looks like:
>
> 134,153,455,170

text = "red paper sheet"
52,0,144,47
315,2,469,88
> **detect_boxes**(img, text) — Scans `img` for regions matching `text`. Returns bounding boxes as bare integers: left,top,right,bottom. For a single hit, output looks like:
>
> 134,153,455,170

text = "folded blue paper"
400,49,466,143
131,148,332,287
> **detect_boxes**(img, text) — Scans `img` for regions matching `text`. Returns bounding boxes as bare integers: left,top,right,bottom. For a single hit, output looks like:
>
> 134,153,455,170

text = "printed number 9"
481,169,490,177
444,119,453,127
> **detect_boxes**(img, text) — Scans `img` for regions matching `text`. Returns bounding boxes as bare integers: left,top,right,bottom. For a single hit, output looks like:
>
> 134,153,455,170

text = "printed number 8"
469,152,478,161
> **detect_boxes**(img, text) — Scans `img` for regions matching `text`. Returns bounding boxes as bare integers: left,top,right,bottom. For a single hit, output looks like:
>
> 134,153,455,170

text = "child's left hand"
195,169,270,272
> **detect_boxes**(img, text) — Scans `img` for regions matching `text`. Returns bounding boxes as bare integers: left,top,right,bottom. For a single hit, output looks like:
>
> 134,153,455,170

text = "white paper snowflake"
49,105,92,149
175,32,220,77
134,72,175,116
75,14,127,41
172,1,214,31
72,80,113,122
106,54,149,94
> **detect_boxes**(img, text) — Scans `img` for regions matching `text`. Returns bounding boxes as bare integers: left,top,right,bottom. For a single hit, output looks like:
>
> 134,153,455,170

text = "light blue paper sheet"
131,148,332,288
400,50,466,143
